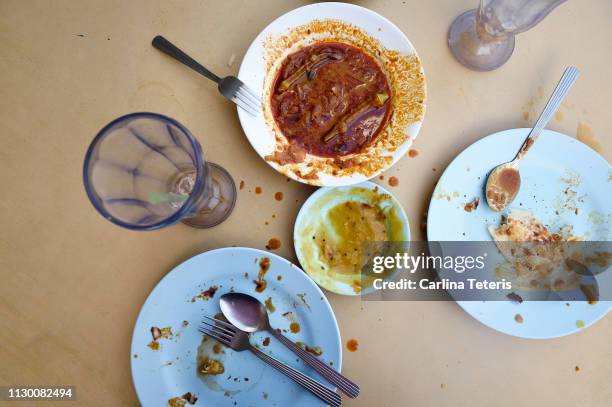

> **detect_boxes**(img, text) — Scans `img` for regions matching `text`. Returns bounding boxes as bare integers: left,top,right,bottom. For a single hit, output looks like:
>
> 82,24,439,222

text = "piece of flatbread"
489,209,580,291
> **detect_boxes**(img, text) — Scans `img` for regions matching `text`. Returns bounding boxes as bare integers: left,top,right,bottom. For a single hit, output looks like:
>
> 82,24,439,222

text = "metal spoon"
220,292,360,398
485,67,580,212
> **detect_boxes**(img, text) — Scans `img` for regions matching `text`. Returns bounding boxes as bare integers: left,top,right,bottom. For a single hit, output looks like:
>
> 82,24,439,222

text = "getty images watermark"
360,241,611,301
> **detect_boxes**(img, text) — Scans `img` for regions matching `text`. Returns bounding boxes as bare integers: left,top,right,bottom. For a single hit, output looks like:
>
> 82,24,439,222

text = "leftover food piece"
489,210,581,291
198,356,225,375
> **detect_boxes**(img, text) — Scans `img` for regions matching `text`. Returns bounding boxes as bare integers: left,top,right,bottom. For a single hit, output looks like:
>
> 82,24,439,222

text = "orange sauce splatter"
274,192,284,201
290,322,301,333
255,186,263,194
514,314,524,324
575,365,580,372
266,238,281,250
378,175,384,180
263,337,270,347
522,111,529,121
388,176,399,187
408,148,418,158
577,122,601,152
254,257,270,292
346,339,359,352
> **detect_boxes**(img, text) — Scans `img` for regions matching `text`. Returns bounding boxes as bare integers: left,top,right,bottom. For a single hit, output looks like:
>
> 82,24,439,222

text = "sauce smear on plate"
271,42,391,157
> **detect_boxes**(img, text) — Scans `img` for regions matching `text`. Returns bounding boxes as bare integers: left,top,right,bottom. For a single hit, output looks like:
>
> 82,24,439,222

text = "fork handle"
152,35,221,83
249,345,342,407
271,329,360,398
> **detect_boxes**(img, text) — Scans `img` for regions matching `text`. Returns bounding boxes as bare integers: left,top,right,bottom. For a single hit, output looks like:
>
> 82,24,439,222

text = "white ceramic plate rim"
237,2,426,186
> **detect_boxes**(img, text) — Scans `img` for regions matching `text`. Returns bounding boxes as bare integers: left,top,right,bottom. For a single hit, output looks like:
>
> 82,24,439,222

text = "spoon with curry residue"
220,292,360,398
485,67,579,212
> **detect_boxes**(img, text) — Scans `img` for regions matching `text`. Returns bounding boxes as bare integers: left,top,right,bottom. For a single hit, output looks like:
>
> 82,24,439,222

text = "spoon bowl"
485,161,521,212
220,292,270,333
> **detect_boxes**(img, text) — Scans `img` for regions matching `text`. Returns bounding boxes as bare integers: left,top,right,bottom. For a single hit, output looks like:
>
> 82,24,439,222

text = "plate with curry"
238,2,426,186
294,181,409,295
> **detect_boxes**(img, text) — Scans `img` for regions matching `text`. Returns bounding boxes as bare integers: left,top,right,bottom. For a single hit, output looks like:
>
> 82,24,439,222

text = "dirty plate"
237,2,426,186
131,247,341,406
428,128,611,339
294,181,410,295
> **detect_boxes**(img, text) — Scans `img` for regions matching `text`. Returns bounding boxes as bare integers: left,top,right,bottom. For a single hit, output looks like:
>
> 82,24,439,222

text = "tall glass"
448,0,567,71
83,112,236,230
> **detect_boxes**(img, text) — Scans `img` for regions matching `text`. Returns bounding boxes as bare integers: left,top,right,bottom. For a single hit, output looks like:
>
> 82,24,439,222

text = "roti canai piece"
488,209,581,291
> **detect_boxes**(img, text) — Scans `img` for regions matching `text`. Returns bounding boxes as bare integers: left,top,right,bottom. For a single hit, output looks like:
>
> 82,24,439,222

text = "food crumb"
440,383,445,390
168,396,186,407
264,297,276,313
182,392,198,405
182,320,189,327
265,238,281,250
212,343,222,354
255,186,263,194
227,53,236,67
274,191,284,201
408,148,418,158
290,322,301,333
575,365,580,372
276,275,282,281
239,180,245,190
347,339,359,352
133,354,138,358
463,197,480,212
263,337,270,346
576,320,585,328
514,313,524,324
388,176,399,187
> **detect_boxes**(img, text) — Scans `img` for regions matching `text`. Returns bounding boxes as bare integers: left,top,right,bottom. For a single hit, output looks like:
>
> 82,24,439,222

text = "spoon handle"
515,66,579,160
270,329,360,398
248,344,342,407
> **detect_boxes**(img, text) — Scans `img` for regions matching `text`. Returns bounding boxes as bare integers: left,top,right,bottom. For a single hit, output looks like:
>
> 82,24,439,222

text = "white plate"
131,247,342,406
427,129,612,339
294,181,410,295
237,2,426,186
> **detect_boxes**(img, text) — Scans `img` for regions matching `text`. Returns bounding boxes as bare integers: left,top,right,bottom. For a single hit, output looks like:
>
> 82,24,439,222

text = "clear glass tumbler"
83,112,236,230
448,0,567,71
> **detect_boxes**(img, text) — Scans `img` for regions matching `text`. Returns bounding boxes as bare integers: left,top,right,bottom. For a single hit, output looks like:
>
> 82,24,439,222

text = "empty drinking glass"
83,112,236,230
448,0,567,71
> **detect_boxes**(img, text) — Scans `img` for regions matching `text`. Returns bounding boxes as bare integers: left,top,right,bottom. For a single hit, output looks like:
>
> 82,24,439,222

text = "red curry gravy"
270,42,391,157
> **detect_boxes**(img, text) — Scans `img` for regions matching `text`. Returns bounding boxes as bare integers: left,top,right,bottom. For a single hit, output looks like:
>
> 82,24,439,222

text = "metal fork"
152,35,261,116
199,316,342,407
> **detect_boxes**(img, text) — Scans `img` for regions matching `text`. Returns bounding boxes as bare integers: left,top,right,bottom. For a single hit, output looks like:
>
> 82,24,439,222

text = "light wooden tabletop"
1,1,611,406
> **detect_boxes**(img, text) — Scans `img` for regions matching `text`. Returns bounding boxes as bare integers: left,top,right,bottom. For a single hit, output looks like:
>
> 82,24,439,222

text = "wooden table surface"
1,1,611,406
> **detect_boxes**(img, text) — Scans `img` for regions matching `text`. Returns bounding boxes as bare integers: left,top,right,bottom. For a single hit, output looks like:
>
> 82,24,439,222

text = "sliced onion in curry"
270,42,392,157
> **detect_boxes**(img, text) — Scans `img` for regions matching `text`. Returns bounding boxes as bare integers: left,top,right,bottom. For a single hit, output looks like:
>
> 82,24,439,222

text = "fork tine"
198,327,230,345
199,325,232,342
241,84,261,103
238,85,261,106
233,91,260,115
200,319,234,336
231,95,258,116
203,315,237,331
